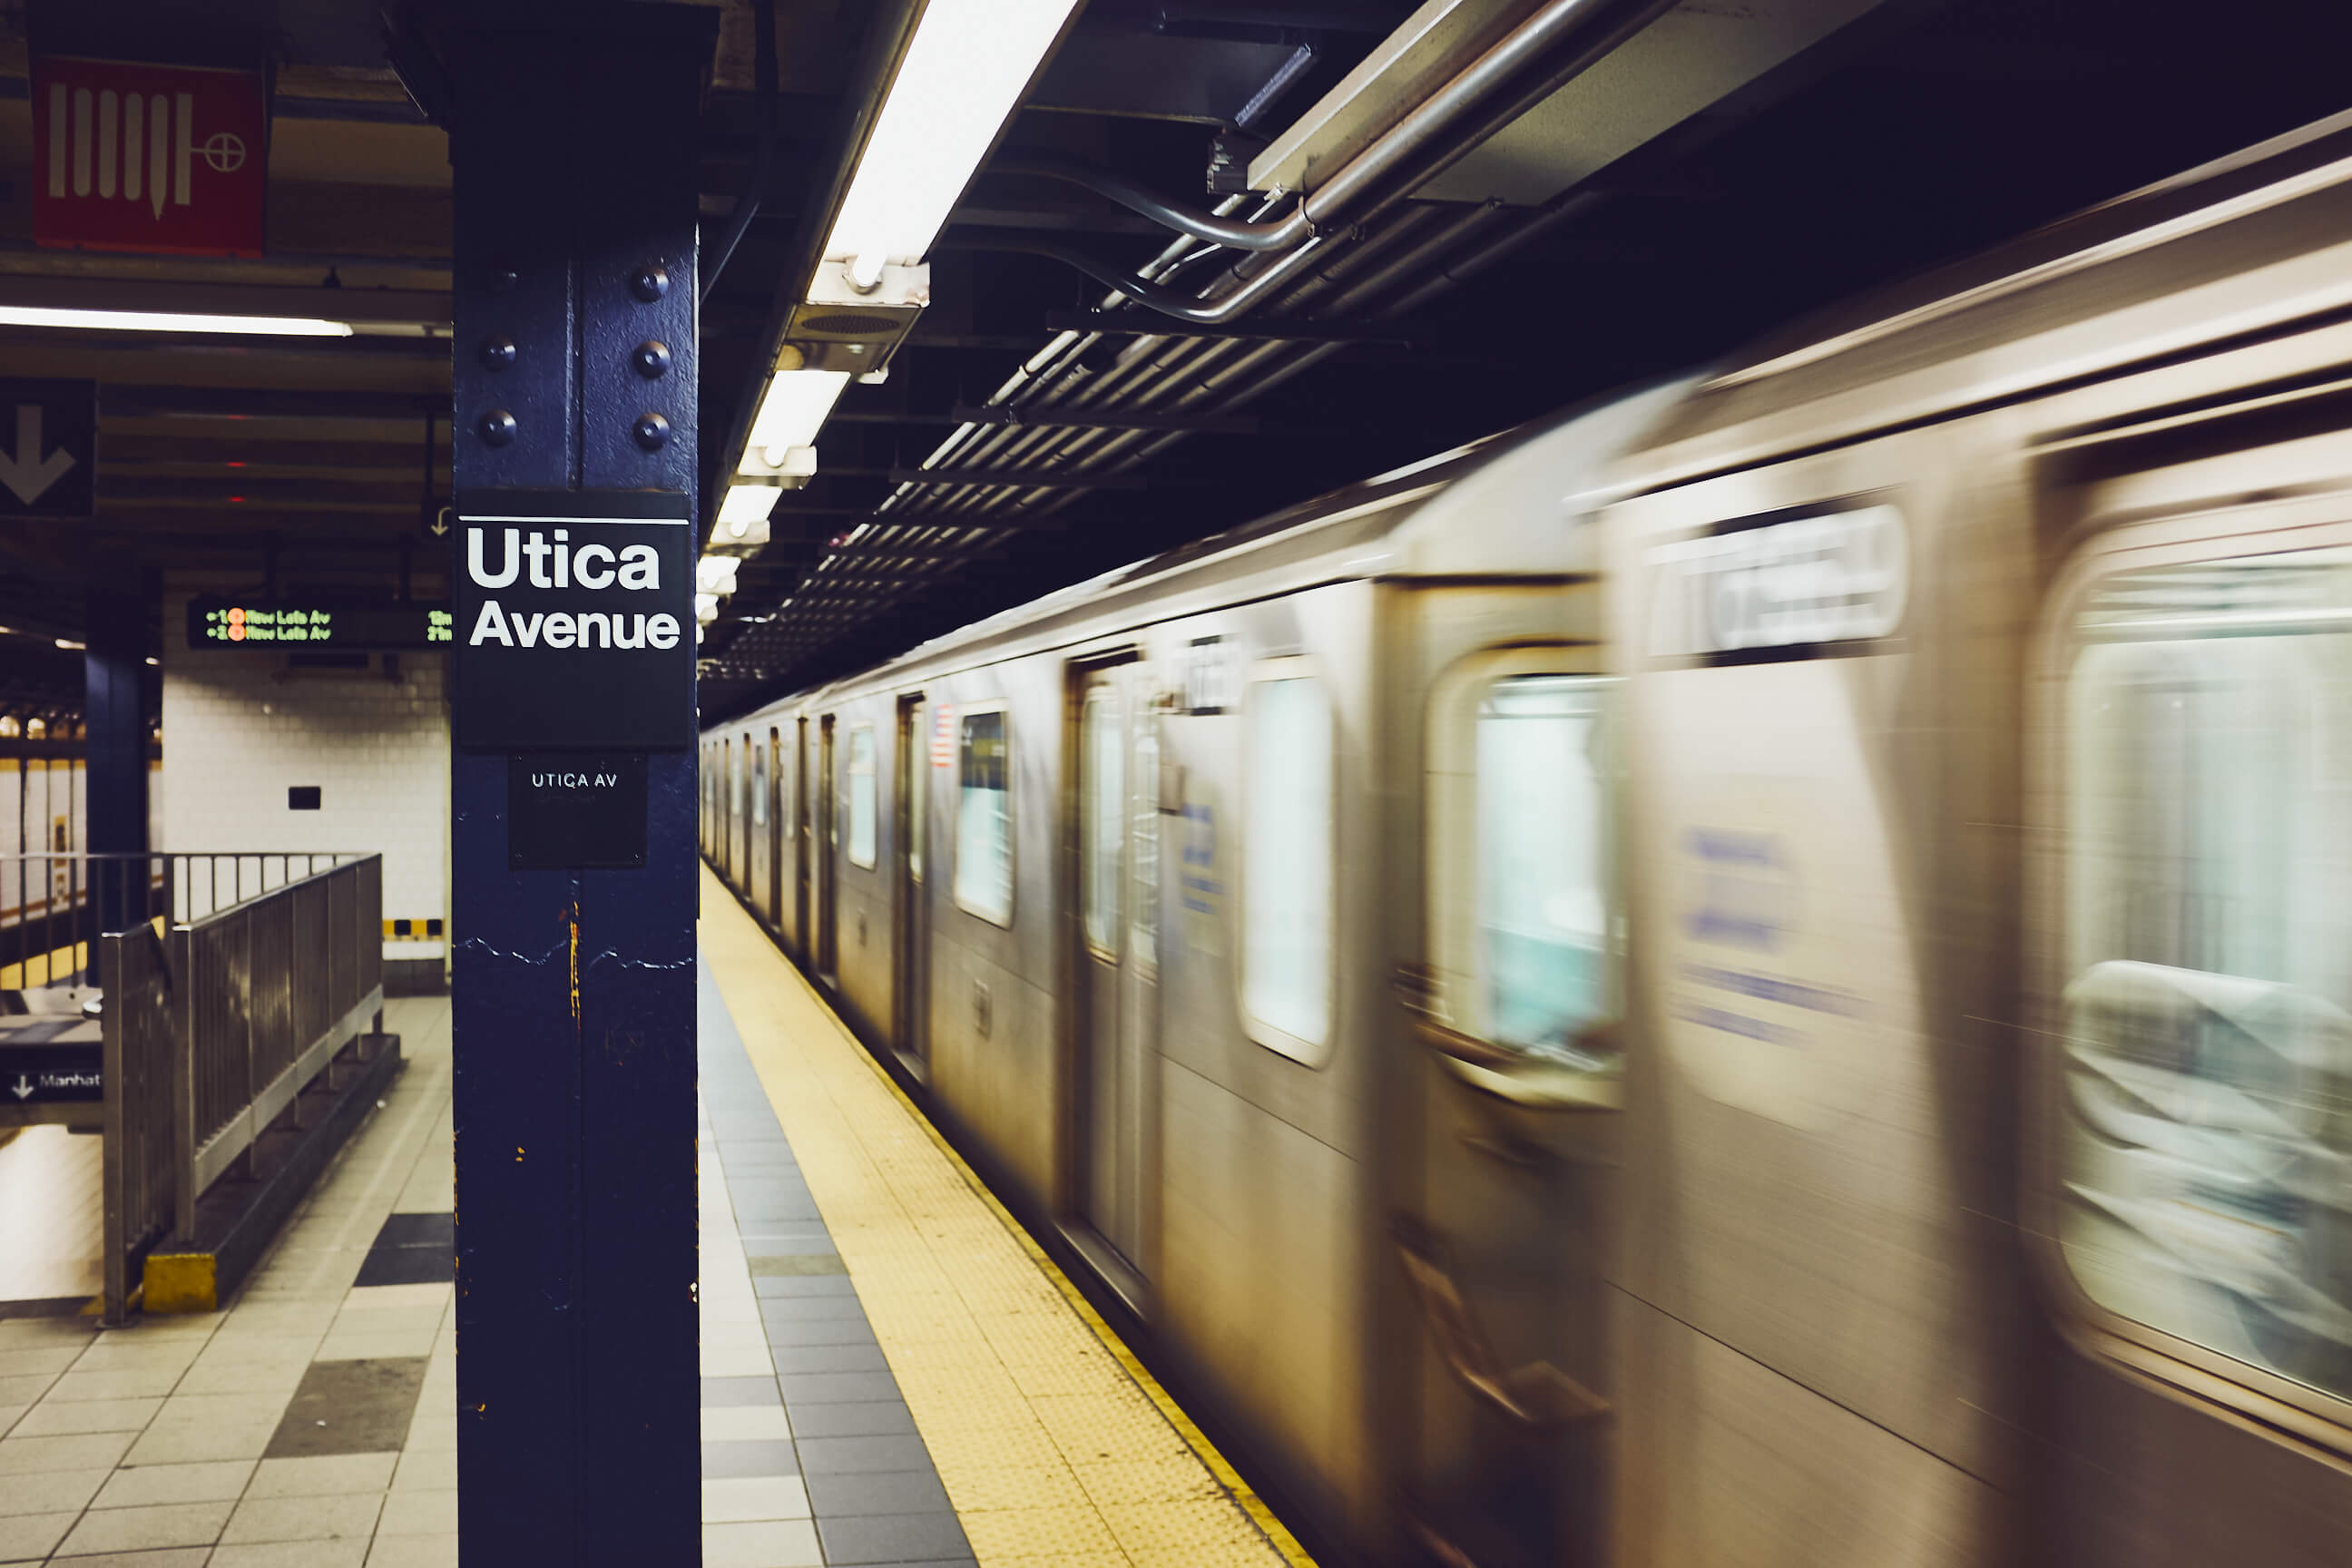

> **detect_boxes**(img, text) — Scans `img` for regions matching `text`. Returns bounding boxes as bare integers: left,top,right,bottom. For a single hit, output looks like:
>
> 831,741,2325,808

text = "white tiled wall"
162,590,450,962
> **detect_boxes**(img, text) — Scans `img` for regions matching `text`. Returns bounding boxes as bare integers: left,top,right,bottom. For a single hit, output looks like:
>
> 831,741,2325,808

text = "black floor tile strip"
266,1356,430,1458
353,1210,456,1287
699,952,972,1563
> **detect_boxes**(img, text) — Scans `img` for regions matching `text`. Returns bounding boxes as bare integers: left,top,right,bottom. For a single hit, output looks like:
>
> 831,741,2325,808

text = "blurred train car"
704,379,1683,1566
707,109,2352,1567
1600,109,2352,1566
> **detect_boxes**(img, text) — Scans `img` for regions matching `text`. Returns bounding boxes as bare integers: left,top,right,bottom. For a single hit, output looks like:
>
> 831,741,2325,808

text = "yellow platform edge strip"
718,883,1318,1568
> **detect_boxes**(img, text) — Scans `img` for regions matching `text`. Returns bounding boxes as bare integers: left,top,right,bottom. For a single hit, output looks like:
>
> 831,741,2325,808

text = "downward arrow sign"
9,1075,33,1100
0,405,76,505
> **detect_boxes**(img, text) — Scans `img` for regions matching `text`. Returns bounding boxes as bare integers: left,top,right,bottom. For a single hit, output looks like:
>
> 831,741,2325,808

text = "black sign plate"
508,753,649,869
454,489,694,751
0,1031,103,1103
0,377,96,520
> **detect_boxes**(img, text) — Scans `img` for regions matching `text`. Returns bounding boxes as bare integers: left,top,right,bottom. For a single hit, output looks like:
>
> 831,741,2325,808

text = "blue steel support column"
443,13,711,1563
83,585,150,933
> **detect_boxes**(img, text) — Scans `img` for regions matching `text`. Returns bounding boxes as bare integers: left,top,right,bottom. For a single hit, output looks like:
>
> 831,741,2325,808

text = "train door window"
955,706,1014,926
848,725,877,867
776,726,792,835
1426,648,1616,1069
1241,661,1333,1062
1133,701,1160,976
751,736,769,828
907,701,925,884
2053,536,2352,1415
1082,685,1123,956
1479,677,1612,1055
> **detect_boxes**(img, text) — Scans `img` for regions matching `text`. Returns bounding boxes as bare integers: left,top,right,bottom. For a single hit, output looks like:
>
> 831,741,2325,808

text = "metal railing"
2,852,364,989
100,923,176,1320
90,854,384,1319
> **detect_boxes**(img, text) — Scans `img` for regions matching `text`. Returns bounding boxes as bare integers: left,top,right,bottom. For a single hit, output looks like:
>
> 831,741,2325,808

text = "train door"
767,727,784,927
816,714,838,983
893,694,930,1069
794,716,811,958
1069,659,1158,1290
1391,634,1618,1568
749,731,769,914
720,738,735,879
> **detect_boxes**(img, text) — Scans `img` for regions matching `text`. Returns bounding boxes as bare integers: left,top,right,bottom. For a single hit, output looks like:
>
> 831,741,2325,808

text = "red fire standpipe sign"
30,56,269,257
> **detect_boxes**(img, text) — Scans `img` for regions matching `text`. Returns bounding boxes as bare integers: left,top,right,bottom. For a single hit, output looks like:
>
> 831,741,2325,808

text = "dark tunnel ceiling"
691,0,2352,720
3,0,2350,724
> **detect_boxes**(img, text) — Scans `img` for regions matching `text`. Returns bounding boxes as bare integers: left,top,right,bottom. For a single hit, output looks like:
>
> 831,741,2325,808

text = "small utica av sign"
453,489,694,751
507,753,650,870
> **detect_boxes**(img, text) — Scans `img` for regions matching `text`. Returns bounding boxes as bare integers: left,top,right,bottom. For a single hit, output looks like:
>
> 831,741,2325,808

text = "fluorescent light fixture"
696,556,741,596
55,638,84,650
821,0,1084,285
718,484,782,533
693,593,721,625
0,305,353,337
742,370,849,475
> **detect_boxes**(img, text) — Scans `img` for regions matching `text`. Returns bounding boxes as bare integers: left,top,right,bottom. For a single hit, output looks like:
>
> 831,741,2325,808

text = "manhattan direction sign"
452,489,694,752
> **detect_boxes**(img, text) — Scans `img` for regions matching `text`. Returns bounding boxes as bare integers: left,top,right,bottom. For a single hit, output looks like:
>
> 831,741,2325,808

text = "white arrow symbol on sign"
0,405,77,505
428,506,451,539
9,1075,33,1100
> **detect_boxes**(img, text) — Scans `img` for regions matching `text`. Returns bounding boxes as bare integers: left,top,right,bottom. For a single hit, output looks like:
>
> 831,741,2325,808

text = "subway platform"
0,867,1298,1566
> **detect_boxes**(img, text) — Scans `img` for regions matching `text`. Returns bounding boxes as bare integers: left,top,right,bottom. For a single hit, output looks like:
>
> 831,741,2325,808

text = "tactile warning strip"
699,866,1308,1568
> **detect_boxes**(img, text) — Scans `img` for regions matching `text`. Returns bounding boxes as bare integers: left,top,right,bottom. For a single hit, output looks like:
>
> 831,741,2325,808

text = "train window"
776,729,792,839
955,707,1014,926
1081,686,1122,956
848,725,877,868
2059,543,2352,1411
751,737,769,828
906,700,925,885
1424,649,1616,1072
1475,676,1612,1058
1133,704,1160,975
1242,664,1333,1060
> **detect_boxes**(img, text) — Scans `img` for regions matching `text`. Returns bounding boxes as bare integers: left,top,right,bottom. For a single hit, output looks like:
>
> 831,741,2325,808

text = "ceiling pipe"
701,0,778,297
994,158,1302,250
977,0,1662,322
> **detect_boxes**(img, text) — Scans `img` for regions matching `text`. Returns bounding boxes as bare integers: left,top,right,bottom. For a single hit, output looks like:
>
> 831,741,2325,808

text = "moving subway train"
704,111,2352,1567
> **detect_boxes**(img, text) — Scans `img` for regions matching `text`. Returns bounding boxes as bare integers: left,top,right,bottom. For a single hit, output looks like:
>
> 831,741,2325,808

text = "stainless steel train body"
1596,112,2352,1566
703,383,1681,1564
706,110,2352,1566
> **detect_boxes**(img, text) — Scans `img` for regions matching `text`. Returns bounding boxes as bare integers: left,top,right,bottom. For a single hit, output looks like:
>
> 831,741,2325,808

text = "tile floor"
699,962,971,1568
0,995,457,1566
697,868,1297,1568
2,879,1297,1566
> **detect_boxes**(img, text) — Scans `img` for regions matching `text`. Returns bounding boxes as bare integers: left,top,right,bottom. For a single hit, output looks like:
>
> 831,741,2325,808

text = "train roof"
1622,108,2352,485
710,377,1690,727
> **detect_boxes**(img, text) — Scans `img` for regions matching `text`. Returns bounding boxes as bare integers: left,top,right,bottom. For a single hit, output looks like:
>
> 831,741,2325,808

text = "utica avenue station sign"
453,490,693,751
